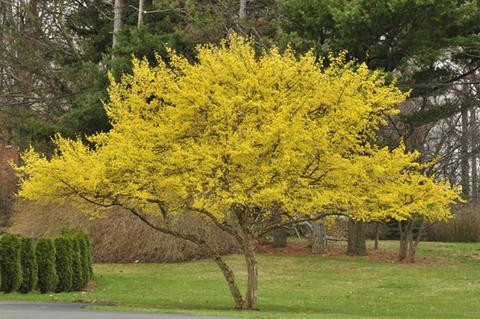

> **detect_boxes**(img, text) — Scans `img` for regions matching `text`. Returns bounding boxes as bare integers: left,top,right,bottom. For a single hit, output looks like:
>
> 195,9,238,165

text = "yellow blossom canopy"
16,34,459,223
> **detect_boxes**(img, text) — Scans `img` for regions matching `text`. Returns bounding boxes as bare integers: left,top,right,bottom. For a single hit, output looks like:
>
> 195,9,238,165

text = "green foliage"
79,237,90,285
35,238,58,293
80,233,93,280
0,234,23,293
279,0,480,96
84,234,93,279
18,237,37,294
153,0,279,57
111,24,181,79
54,237,73,292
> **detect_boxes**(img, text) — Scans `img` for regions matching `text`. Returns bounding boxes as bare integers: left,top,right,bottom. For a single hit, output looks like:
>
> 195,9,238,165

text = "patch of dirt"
83,279,98,292
257,241,444,266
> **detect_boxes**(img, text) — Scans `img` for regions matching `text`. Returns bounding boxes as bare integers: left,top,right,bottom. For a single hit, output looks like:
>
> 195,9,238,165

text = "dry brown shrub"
9,201,238,263
428,203,480,243
0,166,17,229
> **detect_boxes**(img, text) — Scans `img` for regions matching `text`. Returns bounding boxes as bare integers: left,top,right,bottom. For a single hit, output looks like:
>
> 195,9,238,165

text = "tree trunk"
311,220,327,254
347,219,367,256
211,254,245,309
398,220,423,262
398,221,409,261
405,221,414,262
272,209,287,248
244,234,258,309
113,0,124,49
127,207,247,309
406,219,424,263
461,107,470,197
137,0,145,27
239,0,247,19
374,223,380,250
471,108,478,200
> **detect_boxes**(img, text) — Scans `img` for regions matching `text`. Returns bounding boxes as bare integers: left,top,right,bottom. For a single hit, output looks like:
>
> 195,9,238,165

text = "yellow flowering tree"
348,146,461,262
15,34,458,309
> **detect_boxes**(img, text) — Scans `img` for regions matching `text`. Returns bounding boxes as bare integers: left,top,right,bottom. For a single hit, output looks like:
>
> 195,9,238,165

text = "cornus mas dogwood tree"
15,34,459,309
348,147,461,261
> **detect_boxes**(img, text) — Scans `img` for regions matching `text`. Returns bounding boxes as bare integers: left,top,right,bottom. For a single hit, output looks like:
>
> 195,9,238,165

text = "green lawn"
1,240,480,318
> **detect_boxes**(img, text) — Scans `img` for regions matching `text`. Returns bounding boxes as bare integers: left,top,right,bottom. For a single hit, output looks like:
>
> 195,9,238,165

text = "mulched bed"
257,240,443,266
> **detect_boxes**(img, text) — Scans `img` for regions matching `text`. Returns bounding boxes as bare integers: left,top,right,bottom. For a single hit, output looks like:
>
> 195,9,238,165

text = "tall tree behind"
471,107,478,200
137,0,145,27
0,1,113,150
113,0,125,48
239,0,247,19
461,106,470,196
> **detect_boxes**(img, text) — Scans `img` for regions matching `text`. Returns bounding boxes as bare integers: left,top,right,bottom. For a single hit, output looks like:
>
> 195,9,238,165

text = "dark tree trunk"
311,220,327,254
272,210,287,248
374,223,380,250
347,219,367,256
398,222,408,261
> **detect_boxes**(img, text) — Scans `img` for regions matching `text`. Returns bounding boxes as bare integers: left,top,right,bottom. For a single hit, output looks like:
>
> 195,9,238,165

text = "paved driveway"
0,302,227,319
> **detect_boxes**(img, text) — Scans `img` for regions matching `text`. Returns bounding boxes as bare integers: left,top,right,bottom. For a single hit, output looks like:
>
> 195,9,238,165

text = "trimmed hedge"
18,237,37,294
62,229,93,285
0,230,92,294
54,237,73,292
82,233,93,280
70,238,83,291
0,234,23,293
79,233,93,284
36,238,58,293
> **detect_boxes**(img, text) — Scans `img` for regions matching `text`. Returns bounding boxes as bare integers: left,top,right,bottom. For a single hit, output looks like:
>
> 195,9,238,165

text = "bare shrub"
428,203,480,242
0,165,17,229
9,201,238,263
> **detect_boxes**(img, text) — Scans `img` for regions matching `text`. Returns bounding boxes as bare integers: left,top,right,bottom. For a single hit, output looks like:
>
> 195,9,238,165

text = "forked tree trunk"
398,219,424,262
405,221,414,262
347,219,367,256
311,220,327,254
244,234,258,309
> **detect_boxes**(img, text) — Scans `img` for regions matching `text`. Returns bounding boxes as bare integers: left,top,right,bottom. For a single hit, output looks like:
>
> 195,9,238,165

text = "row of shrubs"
0,229,93,294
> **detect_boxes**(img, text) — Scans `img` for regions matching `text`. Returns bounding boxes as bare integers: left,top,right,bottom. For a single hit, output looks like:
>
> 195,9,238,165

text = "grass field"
1,240,480,318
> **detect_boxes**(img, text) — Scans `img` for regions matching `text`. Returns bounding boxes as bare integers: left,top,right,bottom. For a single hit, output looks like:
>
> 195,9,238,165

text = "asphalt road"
0,302,227,319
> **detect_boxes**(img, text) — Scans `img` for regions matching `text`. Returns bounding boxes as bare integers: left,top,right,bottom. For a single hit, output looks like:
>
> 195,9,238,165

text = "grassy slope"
1,241,480,318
